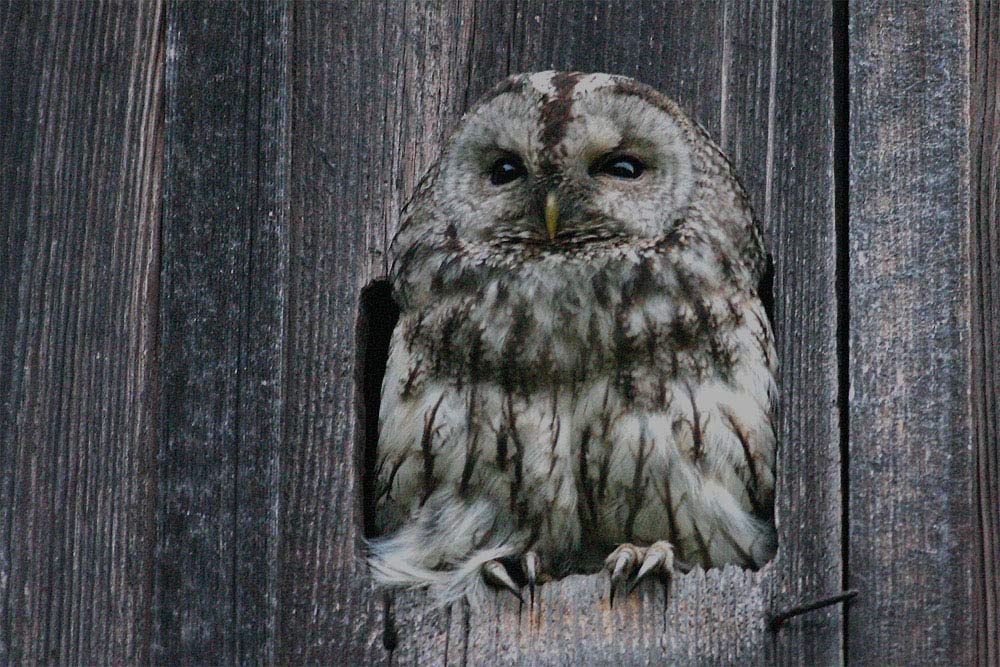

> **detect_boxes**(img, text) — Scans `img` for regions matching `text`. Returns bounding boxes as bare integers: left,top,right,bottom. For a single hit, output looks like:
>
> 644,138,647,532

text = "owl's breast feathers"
392,214,772,397
373,217,777,583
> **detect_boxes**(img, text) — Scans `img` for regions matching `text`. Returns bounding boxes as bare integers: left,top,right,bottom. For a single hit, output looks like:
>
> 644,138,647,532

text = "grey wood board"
971,0,999,664
848,1,975,664
278,1,437,661
0,1,163,664
762,2,844,664
155,1,289,664
286,0,841,664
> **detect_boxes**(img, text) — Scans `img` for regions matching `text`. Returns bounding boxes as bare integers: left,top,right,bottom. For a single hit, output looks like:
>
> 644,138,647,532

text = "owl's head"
437,71,704,246
392,72,760,299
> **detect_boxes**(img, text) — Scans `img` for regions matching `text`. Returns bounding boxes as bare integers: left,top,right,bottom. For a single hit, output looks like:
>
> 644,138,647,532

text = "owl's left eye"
591,154,646,179
488,155,527,186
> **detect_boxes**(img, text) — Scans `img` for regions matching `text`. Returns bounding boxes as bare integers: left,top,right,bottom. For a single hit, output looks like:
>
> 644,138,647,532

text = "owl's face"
430,72,698,249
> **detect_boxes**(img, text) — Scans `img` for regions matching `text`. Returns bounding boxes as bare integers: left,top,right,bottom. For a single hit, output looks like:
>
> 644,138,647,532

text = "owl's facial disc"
437,72,695,251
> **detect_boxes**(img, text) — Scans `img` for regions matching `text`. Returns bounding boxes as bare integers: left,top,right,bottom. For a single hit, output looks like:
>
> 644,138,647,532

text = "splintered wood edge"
388,564,770,665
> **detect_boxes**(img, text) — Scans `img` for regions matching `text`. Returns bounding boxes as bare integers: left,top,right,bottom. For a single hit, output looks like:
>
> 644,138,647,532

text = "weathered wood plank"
154,2,289,663
763,2,844,664
0,1,163,663
848,2,974,664
971,1,999,664
279,1,476,660
288,0,840,664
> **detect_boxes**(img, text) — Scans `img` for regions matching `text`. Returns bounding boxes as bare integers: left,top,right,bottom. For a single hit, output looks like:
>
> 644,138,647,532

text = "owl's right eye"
488,155,527,186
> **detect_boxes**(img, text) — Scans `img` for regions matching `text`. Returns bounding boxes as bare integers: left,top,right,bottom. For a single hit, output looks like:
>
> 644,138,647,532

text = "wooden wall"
972,1,1000,664
848,3,977,663
0,1,993,665
0,2,162,663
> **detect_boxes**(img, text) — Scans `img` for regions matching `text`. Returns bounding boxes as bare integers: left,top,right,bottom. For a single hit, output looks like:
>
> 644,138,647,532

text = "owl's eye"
592,155,646,179
488,155,527,186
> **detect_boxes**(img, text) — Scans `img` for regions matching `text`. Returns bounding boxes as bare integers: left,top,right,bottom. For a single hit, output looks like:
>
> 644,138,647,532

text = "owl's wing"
371,321,425,536
368,316,533,607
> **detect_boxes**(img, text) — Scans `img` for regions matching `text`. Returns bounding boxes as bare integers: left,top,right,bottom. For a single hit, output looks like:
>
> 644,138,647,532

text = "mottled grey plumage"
369,72,777,607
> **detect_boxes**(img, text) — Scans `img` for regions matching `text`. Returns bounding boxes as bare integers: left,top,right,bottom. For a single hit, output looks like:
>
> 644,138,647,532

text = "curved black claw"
524,551,540,606
605,541,677,604
604,544,642,607
627,540,674,595
483,559,523,603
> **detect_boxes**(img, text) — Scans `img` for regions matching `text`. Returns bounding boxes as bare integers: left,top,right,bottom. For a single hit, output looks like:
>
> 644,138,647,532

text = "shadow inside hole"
759,252,775,332
356,279,400,539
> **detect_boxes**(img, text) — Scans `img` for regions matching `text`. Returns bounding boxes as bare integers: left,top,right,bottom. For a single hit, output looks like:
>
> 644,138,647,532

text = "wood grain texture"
0,1,163,664
971,0,999,664
154,2,289,664
286,1,840,663
279,1,465,660
0,0,984,665
848,2,974,664
2,1,991,663
763,3,844,663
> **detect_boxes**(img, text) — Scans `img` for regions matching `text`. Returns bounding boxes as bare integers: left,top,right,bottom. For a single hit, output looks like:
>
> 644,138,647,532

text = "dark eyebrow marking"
539,72,583,150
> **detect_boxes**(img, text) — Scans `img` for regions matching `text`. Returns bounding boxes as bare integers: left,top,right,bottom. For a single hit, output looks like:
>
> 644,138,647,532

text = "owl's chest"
400,249,739,392
379,246,775,564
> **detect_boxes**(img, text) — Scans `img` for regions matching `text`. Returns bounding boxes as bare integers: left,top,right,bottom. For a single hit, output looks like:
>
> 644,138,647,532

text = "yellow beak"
545,191,559,241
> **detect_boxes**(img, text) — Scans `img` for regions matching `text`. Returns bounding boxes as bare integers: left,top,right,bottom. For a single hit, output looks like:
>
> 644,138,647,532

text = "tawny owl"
368,71,777,607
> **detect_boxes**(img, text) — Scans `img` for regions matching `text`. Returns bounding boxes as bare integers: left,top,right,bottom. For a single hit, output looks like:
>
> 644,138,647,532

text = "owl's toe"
523,551,541,604
605,543,643,603
605,541,676,604
629,540,675,593
482,559,523,603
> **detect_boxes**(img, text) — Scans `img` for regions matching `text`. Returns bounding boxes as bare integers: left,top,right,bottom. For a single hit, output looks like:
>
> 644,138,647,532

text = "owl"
368,71,777,608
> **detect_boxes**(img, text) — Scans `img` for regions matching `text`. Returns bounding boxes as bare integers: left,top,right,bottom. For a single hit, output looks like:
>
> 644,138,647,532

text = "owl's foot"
482,551,547,604
482,559,523,603
524,551,541,604
605,541,675,604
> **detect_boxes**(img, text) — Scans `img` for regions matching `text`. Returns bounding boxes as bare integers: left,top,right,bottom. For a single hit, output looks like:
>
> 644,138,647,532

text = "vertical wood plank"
280,1,482,660
764,2,844,664
508,1,727,133
971,0,1000,664
235,6,290,663
848,2,974,663
155,1,289,663
288,0,841,664
0,1,163,663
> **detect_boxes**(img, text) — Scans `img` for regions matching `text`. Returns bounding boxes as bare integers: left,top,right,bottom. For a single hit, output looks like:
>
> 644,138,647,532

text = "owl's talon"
483,559,523,603
524,551,541,605
605,543,643,603
628,540,674,594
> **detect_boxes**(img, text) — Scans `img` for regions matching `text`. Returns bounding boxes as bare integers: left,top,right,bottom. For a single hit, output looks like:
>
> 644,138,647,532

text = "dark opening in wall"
759,252,775,332
356,279,400,539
